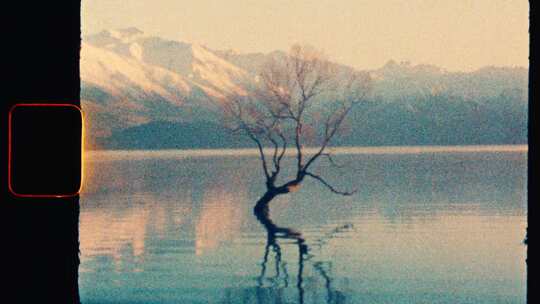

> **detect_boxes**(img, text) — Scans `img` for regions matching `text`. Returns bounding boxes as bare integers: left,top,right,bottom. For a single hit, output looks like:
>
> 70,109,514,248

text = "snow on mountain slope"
82,41,197,142
190,43,248,96
84,28,528,107
81,42,191,105
81,29,253,143
84,28,250,99
369,60,528,100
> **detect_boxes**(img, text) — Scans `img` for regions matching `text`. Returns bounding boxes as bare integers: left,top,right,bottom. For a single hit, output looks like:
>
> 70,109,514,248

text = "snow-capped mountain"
369,60,528,100
81,28,528,148
81,28,256,141
84,28,249,100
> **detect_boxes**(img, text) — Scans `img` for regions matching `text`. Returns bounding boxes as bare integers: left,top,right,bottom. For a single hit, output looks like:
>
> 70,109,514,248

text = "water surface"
80,146,527,304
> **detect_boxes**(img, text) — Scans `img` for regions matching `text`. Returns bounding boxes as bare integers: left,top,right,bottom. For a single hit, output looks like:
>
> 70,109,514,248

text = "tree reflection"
254,201,309,303
220,202,351,304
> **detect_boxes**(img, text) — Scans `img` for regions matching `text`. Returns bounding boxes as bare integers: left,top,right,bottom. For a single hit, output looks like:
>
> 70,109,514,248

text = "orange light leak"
8,103,85,198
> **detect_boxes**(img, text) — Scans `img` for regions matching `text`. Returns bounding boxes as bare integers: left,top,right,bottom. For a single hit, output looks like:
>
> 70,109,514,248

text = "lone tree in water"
225,44,371,210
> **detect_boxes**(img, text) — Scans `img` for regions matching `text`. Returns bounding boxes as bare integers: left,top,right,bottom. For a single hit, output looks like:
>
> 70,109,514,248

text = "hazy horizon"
83,0,529,72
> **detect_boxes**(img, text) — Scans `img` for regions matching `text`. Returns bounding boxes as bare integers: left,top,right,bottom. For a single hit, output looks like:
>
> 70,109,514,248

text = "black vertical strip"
0,2,81,304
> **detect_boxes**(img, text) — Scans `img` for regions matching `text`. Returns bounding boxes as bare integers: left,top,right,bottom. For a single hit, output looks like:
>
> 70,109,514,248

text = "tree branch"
302,98,358,172
304,172,357,196
229,96,272,182
246,129,271,182
321,152,346,169
276,130,287,165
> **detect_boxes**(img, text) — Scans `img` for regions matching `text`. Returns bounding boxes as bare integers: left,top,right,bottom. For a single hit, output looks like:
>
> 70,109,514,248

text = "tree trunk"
253,187,305,239
254,189,279,214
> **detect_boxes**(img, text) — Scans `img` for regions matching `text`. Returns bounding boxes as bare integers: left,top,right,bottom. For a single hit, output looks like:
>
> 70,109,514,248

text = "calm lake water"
79,146,527,304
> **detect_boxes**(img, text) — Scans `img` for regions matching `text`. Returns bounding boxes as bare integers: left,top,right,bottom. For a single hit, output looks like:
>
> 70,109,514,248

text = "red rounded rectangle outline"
8,103,84,198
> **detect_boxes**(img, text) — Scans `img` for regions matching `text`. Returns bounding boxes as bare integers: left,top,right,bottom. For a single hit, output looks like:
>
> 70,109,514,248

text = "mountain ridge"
81,28,528,149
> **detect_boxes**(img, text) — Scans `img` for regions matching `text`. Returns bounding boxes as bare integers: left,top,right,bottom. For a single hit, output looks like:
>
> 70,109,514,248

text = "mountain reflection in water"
80,148,526,304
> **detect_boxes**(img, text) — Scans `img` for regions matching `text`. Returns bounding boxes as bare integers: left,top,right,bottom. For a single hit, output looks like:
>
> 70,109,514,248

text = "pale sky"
83,0,529,72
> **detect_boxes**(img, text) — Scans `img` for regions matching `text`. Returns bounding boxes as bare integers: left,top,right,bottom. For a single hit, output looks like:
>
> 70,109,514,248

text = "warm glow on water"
80,148,526,303
194,184,245,256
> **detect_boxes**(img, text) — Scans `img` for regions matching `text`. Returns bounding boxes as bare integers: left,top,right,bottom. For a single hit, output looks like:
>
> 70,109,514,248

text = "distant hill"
101,92,526,150
82,28,528,150
103,120,250,150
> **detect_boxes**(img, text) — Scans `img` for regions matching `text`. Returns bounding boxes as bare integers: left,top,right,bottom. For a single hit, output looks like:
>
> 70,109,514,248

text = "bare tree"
224,44,371,209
